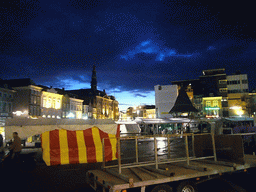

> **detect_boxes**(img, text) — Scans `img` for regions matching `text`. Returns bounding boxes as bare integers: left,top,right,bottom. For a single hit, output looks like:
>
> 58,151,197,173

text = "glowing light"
230,106,242,109
205,107,220,110
236,109,244,116
13,111,25,116
67,113,75,118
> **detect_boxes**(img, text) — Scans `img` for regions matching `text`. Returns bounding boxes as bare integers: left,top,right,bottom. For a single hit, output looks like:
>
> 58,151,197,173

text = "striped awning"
41,126,119,166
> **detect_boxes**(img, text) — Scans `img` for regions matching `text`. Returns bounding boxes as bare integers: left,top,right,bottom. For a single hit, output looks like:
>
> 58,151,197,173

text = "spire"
169,87,198,115
91,65,97,91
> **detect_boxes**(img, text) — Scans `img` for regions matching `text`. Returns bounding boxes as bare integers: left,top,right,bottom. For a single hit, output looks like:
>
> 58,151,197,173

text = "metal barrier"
102,133,217,174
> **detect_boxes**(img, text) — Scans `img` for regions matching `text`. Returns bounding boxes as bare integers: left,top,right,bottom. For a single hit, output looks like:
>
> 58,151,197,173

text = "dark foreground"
1,136,256,192
1,161,256,192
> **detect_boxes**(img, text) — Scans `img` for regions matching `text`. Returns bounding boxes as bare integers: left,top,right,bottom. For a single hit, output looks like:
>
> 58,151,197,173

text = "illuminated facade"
143,107,156,119
227,74,249,117
94,95,119,119
67,65,119,120
41,87,63,119
228,93,248,117
125,105,156,119
202,97,222,118
68,98,83,119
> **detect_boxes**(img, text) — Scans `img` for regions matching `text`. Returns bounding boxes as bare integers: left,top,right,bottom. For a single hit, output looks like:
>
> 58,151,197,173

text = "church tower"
91,65,97,91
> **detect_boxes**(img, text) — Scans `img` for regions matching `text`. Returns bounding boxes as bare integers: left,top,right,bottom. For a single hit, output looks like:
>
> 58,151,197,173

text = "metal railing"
102,133,217,174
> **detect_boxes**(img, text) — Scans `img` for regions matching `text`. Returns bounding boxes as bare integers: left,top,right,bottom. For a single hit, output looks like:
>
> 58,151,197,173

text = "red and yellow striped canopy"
41,126,119,166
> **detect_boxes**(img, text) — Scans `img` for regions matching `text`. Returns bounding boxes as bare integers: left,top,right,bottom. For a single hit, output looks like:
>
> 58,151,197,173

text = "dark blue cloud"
1,0,256,110
120,39,192,61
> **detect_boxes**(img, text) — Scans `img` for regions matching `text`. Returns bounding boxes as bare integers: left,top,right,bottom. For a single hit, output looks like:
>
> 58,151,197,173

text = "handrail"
101,133,217,174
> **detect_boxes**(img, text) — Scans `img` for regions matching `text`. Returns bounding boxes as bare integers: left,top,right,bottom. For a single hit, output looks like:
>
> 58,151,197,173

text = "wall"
154,84,178,118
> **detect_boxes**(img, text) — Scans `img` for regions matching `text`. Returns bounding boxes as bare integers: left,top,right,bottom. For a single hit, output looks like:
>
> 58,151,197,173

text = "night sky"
1,1,256,111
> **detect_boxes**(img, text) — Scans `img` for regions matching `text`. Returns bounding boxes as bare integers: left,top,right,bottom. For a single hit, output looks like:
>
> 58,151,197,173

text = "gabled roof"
169,87,198,114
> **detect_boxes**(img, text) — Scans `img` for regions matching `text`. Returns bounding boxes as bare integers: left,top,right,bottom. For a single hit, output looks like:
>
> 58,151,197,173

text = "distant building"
154,85,178,118
227,74,249,94
0,85,15,119
69,97,83,119
169,69,254,118
0,84,15,138
227,73,249,117
0,78,43,118
39,86,63,119
67,65,119,120
199,68,228,117
125,105,156,119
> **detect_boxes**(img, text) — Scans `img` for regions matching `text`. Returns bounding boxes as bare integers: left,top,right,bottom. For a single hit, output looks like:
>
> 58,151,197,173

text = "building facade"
154,84,178,118
227,74,249,117
41,87,63,119
0,85,15,138
67,65,119,120
68,97,83,119
202,96,222,118
199,68,229,117
169,69,254,118
0,79,43,118
227,74,249,94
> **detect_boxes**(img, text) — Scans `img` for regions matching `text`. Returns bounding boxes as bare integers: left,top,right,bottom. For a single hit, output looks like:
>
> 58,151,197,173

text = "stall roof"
5,118,117,140
134,118,197,124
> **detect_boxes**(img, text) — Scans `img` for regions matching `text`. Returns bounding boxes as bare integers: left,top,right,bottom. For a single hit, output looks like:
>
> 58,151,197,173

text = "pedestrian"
0,133,3,153
9,132,22,162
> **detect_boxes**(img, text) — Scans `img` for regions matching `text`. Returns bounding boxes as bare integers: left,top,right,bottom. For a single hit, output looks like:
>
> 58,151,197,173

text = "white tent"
5,118,118,140
116,121,141,135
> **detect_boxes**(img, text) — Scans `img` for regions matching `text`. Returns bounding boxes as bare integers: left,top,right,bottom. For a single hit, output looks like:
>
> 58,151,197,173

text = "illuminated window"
213,100,218,107
43,97,47,107
47,98,52,108
56,99,61,109
53,98,56,109
206,101,211,107
219,88,227,93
